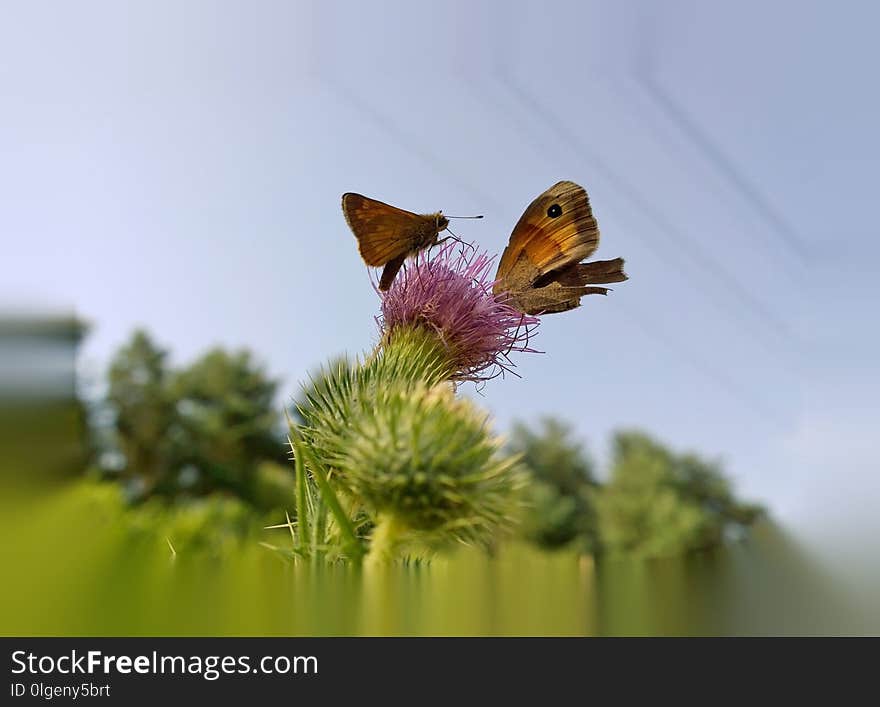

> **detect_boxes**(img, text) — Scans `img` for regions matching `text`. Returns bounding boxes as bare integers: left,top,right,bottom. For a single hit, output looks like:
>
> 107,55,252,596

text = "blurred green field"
1,480,873,636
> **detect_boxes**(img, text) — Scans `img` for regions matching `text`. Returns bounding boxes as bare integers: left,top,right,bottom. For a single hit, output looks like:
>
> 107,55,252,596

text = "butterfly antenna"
445,214,484,220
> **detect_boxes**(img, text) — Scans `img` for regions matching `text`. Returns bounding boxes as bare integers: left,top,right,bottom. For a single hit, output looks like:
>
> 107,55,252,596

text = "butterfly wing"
496,181,599,281
342,193,428,266
494,181,627,315
504,258,628,314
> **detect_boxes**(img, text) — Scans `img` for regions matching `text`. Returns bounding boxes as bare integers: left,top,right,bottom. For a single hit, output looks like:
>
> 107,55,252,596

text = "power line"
595,73,804,292
635,72,811,264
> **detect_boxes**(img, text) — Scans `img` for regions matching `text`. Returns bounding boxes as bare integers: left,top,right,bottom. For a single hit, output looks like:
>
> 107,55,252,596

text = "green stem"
300,443,364,560
365,512,407,568
286,422,310,559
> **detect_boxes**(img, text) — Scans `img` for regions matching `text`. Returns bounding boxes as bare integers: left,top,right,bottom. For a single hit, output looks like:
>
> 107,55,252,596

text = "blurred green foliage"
512,420,762,558
595,430,763,558
167,346,287,502
98,330,291,512
2,477,866,636
105,330,175,492
509,418,599,552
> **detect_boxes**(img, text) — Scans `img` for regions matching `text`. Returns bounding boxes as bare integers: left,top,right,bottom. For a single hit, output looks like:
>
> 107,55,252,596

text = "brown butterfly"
493,181,627,314
342,193,480,291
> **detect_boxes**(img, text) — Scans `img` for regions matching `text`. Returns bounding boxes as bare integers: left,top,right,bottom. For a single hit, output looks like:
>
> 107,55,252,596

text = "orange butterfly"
493,181,627,314
343,193,478,291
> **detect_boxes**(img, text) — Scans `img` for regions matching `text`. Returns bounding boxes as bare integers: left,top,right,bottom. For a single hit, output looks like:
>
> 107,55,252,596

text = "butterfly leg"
434,232,476,255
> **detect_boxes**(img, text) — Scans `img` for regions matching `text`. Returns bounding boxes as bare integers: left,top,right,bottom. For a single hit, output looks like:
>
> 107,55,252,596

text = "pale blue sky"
3,1,878,548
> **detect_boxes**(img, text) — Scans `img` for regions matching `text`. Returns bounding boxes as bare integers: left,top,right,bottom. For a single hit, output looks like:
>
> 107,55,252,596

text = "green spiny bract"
297,327,453,454
329,382,520,543
294,326,523,550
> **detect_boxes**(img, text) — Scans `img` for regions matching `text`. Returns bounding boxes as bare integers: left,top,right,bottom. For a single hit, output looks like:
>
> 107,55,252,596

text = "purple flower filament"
379,242,541,381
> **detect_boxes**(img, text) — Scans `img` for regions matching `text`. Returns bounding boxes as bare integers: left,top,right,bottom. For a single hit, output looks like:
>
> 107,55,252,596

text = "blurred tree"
166,348,289,507
673,451,764,527
594,431,763,558
509,418,599,551
102,331,293,511
106,330,174,497
251,461,297,513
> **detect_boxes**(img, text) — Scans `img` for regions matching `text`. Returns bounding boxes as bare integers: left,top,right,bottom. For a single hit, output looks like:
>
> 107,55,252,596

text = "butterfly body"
342,192,449,290
494,181,627,314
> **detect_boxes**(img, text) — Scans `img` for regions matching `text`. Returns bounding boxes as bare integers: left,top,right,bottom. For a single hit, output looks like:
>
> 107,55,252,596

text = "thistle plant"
285,244,538,566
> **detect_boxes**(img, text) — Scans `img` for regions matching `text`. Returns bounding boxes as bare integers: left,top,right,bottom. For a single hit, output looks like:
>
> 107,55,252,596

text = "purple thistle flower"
378,242,541,381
